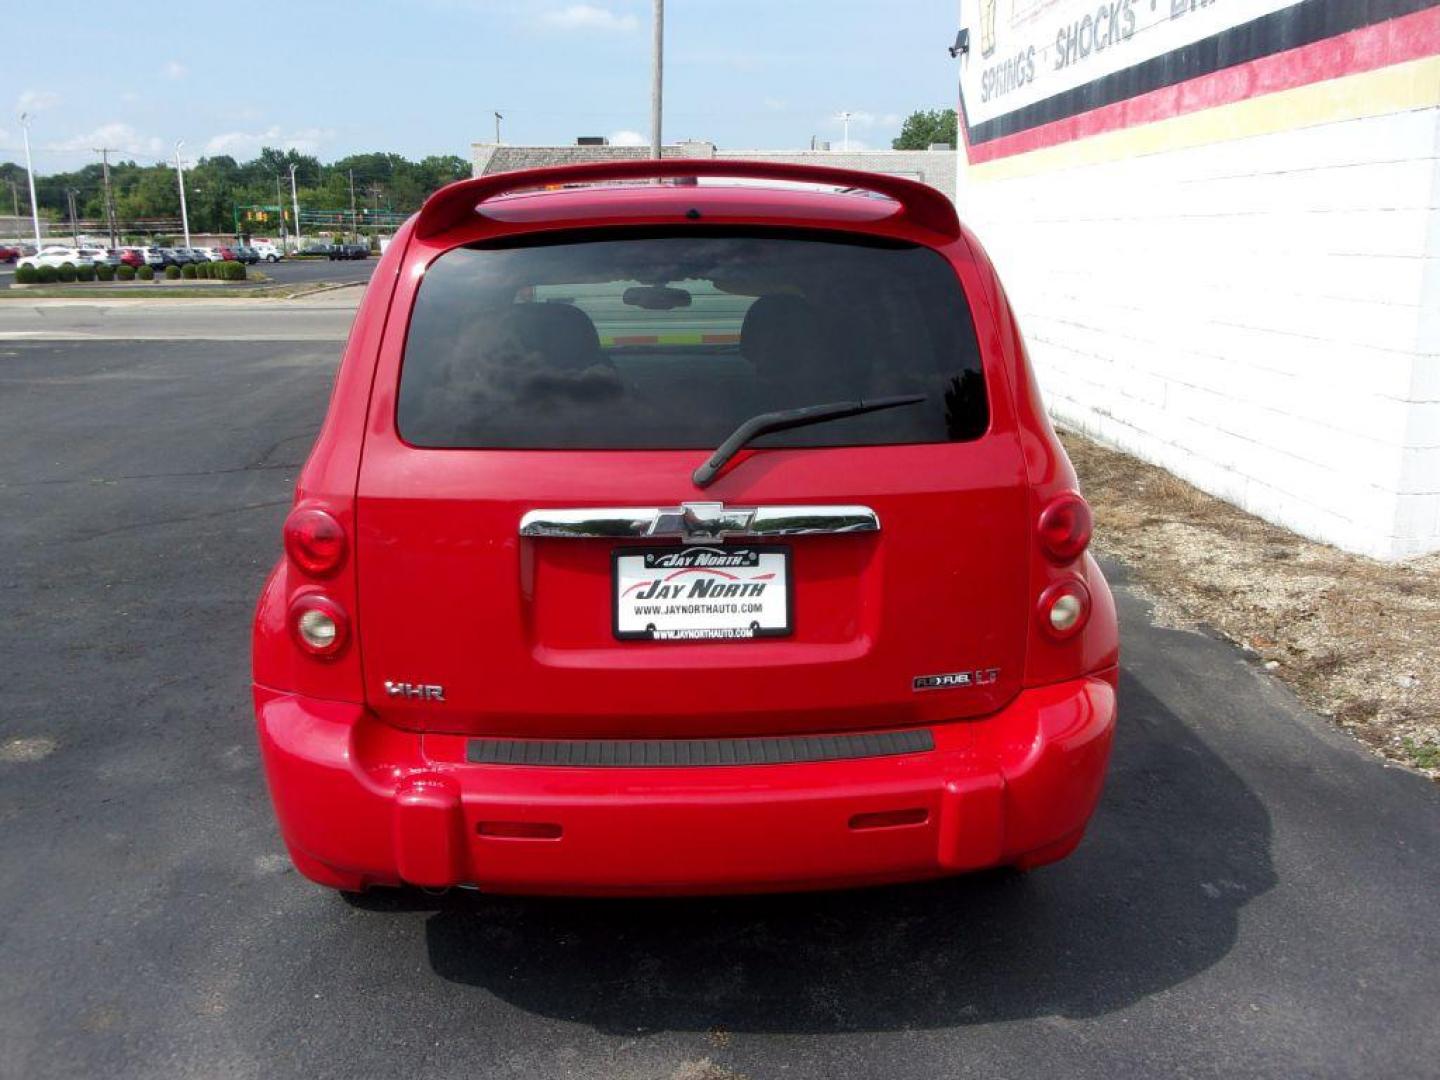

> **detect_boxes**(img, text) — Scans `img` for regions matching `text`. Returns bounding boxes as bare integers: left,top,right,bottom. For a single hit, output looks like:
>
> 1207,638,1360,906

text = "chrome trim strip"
518,503,880,541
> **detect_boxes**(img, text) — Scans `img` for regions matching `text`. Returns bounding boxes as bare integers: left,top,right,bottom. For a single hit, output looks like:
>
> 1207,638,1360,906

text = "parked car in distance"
117,248,147,269
234,246,260,265
0,244,19,263
252,160,1120,898
301,243,337,258
329,243,370,260
17,246,100,270
252,241,282,263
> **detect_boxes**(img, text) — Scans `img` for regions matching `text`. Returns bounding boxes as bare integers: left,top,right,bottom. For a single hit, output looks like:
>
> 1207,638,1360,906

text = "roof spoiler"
413,158,960,241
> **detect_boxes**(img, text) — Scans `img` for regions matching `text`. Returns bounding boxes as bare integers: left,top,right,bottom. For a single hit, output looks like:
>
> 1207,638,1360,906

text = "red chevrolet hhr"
252,160,1118,896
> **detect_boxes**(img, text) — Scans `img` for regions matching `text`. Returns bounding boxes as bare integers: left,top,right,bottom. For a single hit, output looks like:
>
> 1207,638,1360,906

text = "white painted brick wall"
961,105,1440,559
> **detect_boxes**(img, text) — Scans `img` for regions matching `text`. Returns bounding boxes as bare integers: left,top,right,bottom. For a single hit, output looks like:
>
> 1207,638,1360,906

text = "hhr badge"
384,680,445,702
913,668,1000,692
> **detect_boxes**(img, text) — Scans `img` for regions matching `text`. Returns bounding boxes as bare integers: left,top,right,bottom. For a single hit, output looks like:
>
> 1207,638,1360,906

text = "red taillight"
288,593,349,658
284,507,346,576
1037,493,1093,563
1037,578,1091,639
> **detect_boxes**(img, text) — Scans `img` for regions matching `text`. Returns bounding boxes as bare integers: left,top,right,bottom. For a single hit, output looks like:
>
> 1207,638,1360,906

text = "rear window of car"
397,229,988,450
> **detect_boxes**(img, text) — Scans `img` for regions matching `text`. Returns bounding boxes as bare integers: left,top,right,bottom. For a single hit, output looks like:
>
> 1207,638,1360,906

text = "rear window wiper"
692,395,927,488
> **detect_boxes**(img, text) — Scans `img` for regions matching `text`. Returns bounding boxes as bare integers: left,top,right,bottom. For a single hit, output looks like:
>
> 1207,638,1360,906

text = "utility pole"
65,189,79,244
494,111,503,144
275,173,287,250
94,148,119,247
348,169,358,243
19,113,42,248
837,111,853,152
367,183,382,215
288,163,302,249
650,0,664,159
8,179,19,218
173,140,191,248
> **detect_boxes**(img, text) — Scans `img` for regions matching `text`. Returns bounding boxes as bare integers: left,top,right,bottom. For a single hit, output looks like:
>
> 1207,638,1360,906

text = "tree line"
0,148,471,236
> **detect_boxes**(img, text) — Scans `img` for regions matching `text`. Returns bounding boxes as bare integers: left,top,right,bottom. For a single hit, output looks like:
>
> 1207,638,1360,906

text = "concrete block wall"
960,102,1440,559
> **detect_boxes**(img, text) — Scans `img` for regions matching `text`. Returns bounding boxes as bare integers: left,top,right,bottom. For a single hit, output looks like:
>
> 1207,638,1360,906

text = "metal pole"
494,111,502,144
174,141,191,248
837,111,852,152
276,174,286,250
348,169,357,243
289,164,302,248
649,0,663,159
66,189,79,244
8,179,18,218
95,148,118,247
19,114,42,248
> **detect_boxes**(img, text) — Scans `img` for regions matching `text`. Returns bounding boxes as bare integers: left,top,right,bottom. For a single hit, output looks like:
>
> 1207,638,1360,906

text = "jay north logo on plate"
614,546,791,641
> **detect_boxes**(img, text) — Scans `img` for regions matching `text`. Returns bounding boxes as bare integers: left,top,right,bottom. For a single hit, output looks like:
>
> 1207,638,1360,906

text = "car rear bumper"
254,671,1116,895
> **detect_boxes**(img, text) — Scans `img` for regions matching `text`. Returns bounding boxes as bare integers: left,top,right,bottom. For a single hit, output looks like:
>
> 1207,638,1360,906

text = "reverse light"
289,594,350,658
284,507,347,577
1038,493,1093,563
1039,578,1091,639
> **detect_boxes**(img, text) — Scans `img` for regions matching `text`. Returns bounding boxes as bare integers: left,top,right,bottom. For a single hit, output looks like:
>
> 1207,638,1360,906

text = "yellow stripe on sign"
966,55,1440,183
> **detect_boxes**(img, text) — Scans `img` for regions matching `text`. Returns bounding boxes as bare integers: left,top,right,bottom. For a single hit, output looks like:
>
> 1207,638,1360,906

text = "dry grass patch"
1062,431,1439,780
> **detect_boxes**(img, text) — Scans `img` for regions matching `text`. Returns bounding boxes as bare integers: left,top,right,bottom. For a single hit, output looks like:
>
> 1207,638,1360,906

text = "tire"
266,254,278,263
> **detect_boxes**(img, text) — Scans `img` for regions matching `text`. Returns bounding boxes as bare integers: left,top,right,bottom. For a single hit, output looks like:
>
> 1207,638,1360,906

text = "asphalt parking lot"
1,312,1438,1079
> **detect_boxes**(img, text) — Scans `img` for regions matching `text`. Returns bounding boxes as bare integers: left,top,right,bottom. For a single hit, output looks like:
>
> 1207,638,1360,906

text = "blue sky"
2,1,961,173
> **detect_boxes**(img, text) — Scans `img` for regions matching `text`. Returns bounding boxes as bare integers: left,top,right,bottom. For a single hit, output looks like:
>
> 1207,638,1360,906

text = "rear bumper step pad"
466,729,934,768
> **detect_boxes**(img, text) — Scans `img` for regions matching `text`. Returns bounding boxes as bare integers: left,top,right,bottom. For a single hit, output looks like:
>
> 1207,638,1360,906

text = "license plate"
613,545,791,641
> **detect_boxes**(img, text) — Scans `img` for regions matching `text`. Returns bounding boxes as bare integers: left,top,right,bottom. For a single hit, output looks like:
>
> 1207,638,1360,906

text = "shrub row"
11,259,244,286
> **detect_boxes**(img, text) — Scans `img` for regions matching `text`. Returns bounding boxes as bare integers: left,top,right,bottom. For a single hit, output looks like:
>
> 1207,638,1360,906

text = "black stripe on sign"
964,0,1437,146
466,728,935,767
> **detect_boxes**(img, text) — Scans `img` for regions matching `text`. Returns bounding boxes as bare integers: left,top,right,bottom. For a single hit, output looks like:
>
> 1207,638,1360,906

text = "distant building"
955,0,1440,559
471,139,957,202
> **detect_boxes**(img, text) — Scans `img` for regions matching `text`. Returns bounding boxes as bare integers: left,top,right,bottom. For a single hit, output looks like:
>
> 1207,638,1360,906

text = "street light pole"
19,113,42,248
275,173,287,250
66,189,79,244
289,163,302,249
649,0,663,159
837,111,853,152
494,111,503,144
173,140,192,248
348,169,358,243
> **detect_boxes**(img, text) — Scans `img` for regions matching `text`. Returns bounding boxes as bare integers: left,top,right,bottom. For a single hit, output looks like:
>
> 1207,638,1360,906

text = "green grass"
1401,738,1440,771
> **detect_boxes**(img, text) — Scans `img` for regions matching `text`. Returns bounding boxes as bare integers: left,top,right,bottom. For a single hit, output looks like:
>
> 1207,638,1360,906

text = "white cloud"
202,126,334,158
607,129,647,147
541,4,637,31
48,122,165,158
16,89,61,114
163,60,188,80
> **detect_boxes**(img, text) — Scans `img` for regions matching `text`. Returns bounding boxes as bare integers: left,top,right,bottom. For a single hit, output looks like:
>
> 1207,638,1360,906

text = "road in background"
0,289,361,341
0,315,1437,1079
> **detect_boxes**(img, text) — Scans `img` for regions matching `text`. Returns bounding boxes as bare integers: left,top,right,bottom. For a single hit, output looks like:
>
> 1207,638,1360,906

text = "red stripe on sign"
611,335,658,346
968,4,1440,164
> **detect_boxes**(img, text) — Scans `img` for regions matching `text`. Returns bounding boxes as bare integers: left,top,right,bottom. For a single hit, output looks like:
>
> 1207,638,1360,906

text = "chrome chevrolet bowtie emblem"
652,502,758,543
